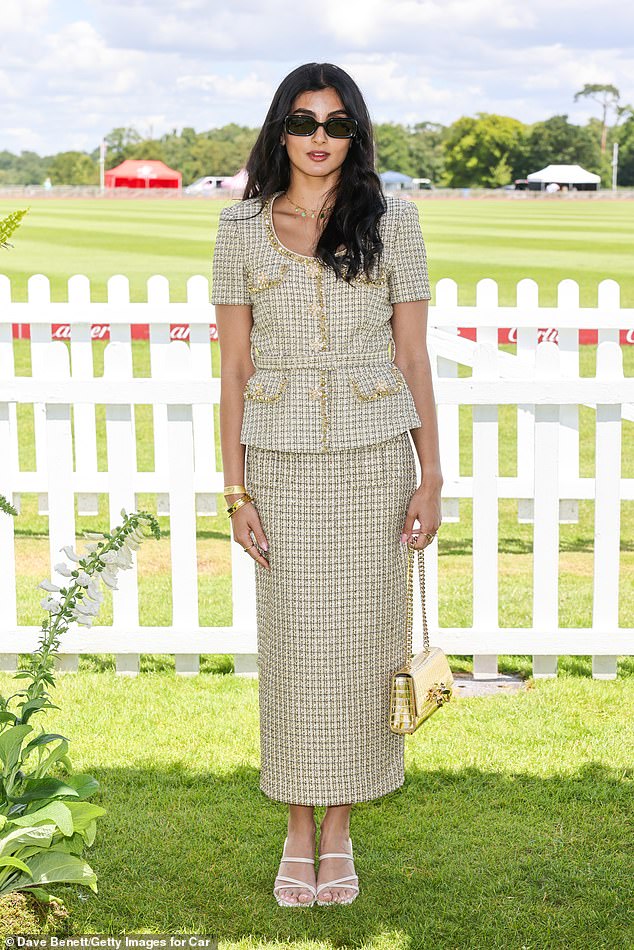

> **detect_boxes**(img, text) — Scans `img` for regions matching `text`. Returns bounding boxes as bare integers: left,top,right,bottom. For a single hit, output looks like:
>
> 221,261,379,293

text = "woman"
211,62,442,908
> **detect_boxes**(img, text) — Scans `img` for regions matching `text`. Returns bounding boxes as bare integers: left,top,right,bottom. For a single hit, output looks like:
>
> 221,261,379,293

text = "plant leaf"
0,724,33,772
0,856,33,876
9,801,74,837
8,777,80,805
0,851,97,896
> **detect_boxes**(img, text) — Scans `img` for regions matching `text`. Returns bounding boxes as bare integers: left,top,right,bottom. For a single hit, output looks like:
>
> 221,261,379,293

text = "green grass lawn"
1,197,633,945
0,197,633,305
0,669,631,947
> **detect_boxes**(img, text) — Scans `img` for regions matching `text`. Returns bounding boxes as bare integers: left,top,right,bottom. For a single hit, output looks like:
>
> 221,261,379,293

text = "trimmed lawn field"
0,196,633,306
0,668,631,946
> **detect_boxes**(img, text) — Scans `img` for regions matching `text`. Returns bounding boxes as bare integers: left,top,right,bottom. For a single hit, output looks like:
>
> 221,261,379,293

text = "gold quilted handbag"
389,541,454,734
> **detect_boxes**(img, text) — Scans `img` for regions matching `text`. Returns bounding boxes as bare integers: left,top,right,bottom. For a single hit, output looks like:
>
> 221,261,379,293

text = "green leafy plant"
0,203,163,909
0,516,162,903
0,208,30,249
0,509,161,905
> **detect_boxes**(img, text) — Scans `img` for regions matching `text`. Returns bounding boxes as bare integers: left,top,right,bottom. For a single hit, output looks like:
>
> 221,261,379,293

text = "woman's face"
280,86,354,180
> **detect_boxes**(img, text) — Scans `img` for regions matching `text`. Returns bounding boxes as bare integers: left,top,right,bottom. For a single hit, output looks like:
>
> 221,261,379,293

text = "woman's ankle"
287,807,317,838
320,806,351,839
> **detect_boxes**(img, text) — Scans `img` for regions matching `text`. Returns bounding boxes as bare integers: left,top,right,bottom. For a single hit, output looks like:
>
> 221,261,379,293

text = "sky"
1,0,632,156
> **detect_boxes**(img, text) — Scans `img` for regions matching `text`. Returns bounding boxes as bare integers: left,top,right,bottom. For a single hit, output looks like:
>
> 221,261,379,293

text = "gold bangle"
224,484,247,496
227,495,253,517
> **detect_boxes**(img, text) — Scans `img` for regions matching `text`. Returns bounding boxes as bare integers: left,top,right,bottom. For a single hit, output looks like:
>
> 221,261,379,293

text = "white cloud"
176,72,273,101
0,0,631,155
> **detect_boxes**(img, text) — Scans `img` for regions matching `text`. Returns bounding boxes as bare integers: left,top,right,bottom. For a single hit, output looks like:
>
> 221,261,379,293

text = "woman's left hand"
401,483,442,550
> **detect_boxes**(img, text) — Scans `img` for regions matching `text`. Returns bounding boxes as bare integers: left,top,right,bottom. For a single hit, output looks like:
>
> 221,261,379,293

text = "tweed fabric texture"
245,430,418,806
211,191,432,453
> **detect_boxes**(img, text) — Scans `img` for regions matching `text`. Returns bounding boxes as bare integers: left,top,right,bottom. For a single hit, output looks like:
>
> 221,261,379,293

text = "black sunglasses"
284,114,358,139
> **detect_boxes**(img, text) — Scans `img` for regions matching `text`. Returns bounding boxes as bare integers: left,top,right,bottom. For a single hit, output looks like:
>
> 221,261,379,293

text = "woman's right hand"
227,495,270,570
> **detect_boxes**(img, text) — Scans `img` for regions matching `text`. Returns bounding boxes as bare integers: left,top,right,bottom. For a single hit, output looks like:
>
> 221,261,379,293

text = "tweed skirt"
244,430,418,806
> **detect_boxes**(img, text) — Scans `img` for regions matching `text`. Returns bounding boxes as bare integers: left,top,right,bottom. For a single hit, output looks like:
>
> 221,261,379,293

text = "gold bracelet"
224,484,247,496
227,494,253,517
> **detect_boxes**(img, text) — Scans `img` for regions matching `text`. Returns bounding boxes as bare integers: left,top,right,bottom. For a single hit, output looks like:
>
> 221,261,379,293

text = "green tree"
49,151,99,185
103,127,144,165
518,115,601,177
127,139,168,162
573,83,620,154
203,123,258,176
614,111,634,186
442,113,526,187
374,122,415,174
0,149,48,185
409,122,446,184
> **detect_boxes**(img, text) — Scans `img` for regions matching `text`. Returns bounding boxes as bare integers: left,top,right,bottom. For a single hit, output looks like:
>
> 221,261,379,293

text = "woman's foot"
274,820,317,905
317,810,358,904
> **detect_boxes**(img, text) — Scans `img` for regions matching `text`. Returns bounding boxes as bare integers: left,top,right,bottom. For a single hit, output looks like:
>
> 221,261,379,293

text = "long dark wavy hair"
240,62,387,283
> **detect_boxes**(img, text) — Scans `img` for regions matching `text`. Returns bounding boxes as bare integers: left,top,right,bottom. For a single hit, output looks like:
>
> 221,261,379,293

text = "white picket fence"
1,273,632,680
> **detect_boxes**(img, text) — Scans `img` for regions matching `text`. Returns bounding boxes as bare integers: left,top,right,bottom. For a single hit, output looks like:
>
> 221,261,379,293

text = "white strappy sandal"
316,836,360,906
273,835,318,908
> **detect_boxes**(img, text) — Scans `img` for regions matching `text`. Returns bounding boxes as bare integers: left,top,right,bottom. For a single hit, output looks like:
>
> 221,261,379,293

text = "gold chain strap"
406,543,429,659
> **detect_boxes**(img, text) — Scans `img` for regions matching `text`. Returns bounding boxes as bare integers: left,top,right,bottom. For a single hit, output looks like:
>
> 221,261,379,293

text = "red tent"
105,159,182,189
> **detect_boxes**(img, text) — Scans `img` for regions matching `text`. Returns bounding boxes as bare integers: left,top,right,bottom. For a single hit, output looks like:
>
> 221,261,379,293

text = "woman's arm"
391,298,443,491
391,298,443,547
215,302,254,489
215,302,271,569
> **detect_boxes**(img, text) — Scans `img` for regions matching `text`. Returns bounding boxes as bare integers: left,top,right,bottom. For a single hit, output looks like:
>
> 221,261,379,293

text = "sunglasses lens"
286,115,316,135
326,118,357,137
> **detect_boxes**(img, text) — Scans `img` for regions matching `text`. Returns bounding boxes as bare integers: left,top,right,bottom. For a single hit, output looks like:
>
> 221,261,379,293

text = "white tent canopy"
527,163,600,184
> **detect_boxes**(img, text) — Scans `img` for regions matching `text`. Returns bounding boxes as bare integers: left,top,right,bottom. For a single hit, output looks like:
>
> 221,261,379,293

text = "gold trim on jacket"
211,191,432,452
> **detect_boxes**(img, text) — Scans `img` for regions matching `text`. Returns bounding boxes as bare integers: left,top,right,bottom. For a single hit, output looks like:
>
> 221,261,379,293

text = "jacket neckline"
264,191,322,265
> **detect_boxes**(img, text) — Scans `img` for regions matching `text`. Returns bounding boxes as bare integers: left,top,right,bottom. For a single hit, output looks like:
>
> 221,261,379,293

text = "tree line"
2,86,633,188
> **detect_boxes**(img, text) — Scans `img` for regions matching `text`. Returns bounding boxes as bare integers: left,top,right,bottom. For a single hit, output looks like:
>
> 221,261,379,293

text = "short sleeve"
210,209,251,305
387,201,432,304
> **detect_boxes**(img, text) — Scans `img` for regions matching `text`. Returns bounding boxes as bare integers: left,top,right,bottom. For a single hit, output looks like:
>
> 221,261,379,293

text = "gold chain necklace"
283,191,333,220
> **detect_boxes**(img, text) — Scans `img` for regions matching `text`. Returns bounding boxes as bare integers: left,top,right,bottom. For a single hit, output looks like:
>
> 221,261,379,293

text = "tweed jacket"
210,190,431,453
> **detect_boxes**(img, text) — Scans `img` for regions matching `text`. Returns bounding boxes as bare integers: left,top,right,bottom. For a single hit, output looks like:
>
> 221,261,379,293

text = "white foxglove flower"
114,549,132,569
73,601,99,616
75,570,91,587
83,542,100,553
37,580,61,592
83,594,103,608
71,613,94,627
99,571,119,590
40,596,62,614
99,550,118,564
60,545,81,562
86,581,103,602
54,562,73,576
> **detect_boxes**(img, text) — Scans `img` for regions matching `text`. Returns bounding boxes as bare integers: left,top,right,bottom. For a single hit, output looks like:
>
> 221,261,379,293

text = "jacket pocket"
243,370,289,403
351,271,388,289
348,364,405,400
247,263,289,295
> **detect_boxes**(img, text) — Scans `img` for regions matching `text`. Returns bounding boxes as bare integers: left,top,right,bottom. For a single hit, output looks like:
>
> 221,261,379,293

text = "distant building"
524,164,600,192
380,170,414,190
105,160,182,189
